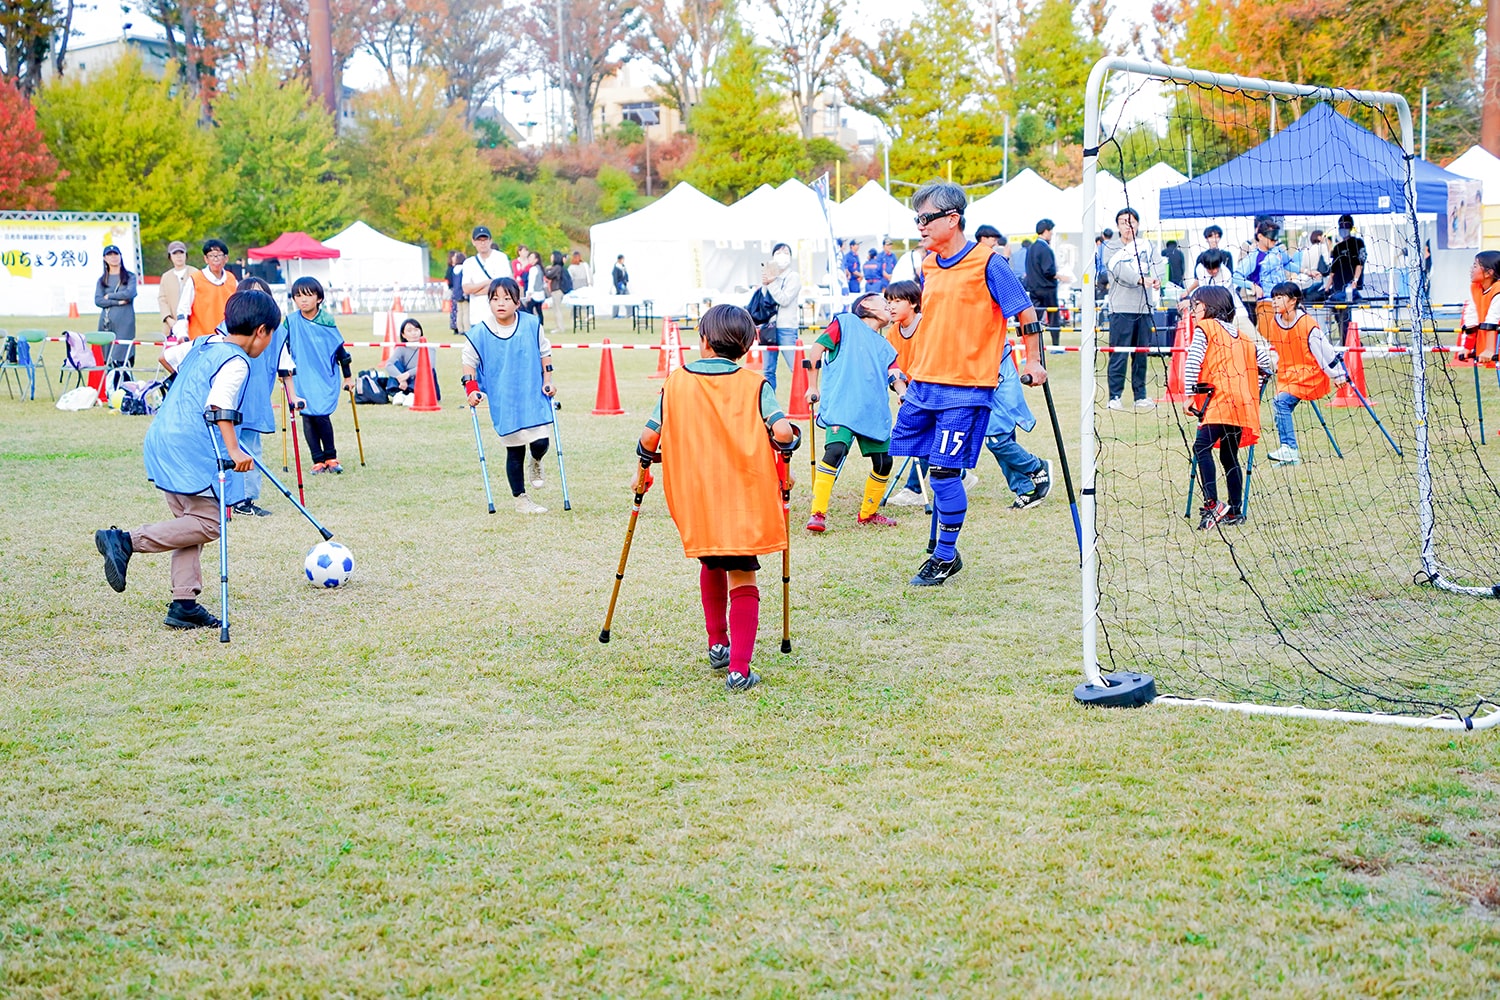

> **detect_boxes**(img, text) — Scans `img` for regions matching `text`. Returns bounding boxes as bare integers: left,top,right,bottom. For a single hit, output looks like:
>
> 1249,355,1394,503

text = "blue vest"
986,341,1037,437
241,322,289,433
287,310,344,416
817,313,897,442
464,312,553,437
143,338,249,498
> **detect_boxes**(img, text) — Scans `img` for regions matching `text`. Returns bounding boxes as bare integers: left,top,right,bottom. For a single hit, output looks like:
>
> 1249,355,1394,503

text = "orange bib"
1199,318,1261,446
909,244,1007,387
886,319,918,376
1266,312,1329,400
1471,281,1498,366
188,270,238,341
659,366,787,558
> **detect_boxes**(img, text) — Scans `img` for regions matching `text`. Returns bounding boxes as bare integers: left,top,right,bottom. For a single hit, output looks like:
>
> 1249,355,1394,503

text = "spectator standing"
759,242,803,391
158,240,194,340
1011,239,1030,282
878,238,898,286
544,250,570,335
1318,214,1365,341
888,246,926,283
975,225,1002,251
861,248,886,293
95,244,137,344
611,254,629,318
567,250,592,290
460,226,510,329
842,240,862,293
1298,231,1329,289
511,245,530,284
1024,219,1061,346
445,251,466,333
1105,207,1161,411
1163,239,1186,287
1233,220,1292,303
524,251,548,318
175,239,239,341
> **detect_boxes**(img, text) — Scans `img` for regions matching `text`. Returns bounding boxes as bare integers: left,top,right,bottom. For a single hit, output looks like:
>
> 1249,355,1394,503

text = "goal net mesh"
1089,73,1500,719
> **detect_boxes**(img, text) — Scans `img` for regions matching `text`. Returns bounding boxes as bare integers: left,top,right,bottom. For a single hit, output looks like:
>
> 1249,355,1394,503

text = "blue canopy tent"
1158,103,1469,218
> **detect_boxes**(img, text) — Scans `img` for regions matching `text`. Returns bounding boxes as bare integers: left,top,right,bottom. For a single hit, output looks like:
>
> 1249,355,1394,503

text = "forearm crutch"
1184,456,1198,518
205,420,231,644
281,381,306,505
346,386,366,466
1310,400,1343,458
1475,364,1486,445
920,462,937,553
881,455,913,506
280,398,289,472
1242,382,1269,517
250,455,334,539
1023,373,1082,555
779,452,792,654
600,458,653,643
470,403,495,514
1349,382,1403,457
549,399,573,511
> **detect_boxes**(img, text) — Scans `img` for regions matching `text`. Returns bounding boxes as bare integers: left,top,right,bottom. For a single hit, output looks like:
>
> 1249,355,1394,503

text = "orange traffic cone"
592,339,624,415
1333,322,1370,408
1157,316,1190,402
392,294,404,313
649,319,670,378
340,296,354,315
68,302,79,318
787,339,811,419
409,339,441,412
379,309,399,366
663,318,687,376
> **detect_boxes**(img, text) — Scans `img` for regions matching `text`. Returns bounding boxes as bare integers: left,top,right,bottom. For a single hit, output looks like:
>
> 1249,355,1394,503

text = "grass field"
3,311,1499,996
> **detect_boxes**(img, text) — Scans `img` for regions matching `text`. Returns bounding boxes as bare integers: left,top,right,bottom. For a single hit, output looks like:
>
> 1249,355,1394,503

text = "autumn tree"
760,0,849,139
35,54,223,270
0,77,60,208
630,0,735,125
0,0,73,96
524,0,642,143
425,0,533,120
678,26,810,200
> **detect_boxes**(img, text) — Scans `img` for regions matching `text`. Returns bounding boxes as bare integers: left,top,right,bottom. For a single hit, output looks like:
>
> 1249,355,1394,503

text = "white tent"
325,221,426,289
969,169,1078,237
829,180,921,242
705,179,838,296
589,182,731,309
1447,146,1500,204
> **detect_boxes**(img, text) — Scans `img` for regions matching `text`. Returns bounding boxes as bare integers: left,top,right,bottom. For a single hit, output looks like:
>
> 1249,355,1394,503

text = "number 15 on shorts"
937,430,966,456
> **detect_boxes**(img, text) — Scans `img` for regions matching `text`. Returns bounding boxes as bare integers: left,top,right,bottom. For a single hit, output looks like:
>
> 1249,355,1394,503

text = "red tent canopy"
247,232,341,260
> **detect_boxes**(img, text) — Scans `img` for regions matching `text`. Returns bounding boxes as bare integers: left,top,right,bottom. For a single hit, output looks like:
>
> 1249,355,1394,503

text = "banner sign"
0,212,142,317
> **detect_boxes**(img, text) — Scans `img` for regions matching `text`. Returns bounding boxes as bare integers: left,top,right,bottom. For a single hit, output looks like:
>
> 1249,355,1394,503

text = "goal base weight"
1074,672,1157,709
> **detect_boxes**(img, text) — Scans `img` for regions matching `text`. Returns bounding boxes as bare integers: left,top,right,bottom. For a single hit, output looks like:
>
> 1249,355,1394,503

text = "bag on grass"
57,386,97,411
354,369,390,404
119,380,166,416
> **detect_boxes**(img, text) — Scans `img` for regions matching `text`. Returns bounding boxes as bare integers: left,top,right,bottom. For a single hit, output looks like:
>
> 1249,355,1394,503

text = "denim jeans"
985,431,1043,494
1273,392,1299,450
762,327,798,389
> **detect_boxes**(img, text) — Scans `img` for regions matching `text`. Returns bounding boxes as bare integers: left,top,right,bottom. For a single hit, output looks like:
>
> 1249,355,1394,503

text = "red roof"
247,232,341,260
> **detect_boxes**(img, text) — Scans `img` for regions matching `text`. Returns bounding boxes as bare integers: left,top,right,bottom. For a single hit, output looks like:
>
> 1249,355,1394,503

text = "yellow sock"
859,471,890,519
810,463,838,515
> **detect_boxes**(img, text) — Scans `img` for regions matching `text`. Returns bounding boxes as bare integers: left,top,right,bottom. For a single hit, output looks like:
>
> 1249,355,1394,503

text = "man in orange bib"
637,304,800,692
173,239,239,342
891,182,1047,586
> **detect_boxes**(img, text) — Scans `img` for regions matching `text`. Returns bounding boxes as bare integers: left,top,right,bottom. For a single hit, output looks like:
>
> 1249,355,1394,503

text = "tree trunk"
1484,0,1500,155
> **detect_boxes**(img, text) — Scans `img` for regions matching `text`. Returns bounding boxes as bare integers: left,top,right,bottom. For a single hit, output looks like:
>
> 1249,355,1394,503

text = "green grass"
3,313,1499,996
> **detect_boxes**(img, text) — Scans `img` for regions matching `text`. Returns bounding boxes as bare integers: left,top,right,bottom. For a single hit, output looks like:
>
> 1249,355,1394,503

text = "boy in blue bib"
95,289,282,630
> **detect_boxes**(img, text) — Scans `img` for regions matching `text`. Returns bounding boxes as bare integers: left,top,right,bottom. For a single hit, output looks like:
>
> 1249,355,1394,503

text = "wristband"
462,375,479,392
801,358,812,369
545,364,554,372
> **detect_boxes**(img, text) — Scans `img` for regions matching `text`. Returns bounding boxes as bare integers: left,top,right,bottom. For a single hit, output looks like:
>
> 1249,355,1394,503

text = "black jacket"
1024,238,1057,295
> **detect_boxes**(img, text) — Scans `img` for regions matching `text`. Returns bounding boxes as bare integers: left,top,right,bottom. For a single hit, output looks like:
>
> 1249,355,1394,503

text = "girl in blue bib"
284,277,352,474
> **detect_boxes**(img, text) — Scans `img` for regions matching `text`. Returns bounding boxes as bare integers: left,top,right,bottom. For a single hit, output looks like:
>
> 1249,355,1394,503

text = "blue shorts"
891,400,989,469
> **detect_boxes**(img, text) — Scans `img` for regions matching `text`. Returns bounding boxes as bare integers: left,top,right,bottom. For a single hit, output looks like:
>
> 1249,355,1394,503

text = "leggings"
302,413,337,464
1193,424,1243,510
821,439,893,476
505,438,550,496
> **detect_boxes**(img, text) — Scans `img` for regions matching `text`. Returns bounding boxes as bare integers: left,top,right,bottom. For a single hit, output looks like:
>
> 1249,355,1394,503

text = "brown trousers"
132,490,221,601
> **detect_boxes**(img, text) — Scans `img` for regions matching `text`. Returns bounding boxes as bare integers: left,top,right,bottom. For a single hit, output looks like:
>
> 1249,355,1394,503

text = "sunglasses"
914,209,957,227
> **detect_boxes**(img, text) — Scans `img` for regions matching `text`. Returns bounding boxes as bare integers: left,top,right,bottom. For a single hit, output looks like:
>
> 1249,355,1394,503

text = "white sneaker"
514,493,548,514
1134,398,1157,411
528,456,544,488
888,488,926,507
961,469,978,494
1107,397,1125,411
1267,446,1301,465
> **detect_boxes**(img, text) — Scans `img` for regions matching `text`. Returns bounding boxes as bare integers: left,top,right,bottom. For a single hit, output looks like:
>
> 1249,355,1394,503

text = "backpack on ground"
354,369,389,404
118,380,166,416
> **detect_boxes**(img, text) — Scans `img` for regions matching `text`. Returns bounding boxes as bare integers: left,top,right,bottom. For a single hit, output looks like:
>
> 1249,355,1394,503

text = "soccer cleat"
1196,501,1230,531
725,670,761,692
709,644,730,671
805,512,827,532
1221,510,1248,526
1107,397,1125,411
857,512,898,527
514,493,548,514
164,600,220,630
528,455,544,488
1011,460,1054,509
95,527,132,593
1134,398,1157,411
1267,446,1301,465
910,551,963,586
887,488,926,507
231,500,273,517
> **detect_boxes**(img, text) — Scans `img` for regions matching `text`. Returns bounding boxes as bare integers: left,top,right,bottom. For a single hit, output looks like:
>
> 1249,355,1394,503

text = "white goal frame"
1076,58,1500,731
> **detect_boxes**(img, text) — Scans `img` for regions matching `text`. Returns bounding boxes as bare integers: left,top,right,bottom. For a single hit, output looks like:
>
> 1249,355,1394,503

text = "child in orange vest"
1264,281,1347,465
1456,250,1500,366
637,304,800,692
1184,286,1276,530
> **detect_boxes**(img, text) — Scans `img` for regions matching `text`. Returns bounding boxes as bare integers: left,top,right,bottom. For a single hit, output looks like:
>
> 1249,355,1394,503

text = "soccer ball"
304,541,355,588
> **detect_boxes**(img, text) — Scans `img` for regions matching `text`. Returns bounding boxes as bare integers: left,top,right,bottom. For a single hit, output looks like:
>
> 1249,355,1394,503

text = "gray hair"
911,181,967,219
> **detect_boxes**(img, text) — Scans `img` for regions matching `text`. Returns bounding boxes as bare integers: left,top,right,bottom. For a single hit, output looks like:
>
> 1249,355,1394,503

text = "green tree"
1010,0,1103,146
596,165,642,218
343,74,495,257
35,54,223,271
678,26,810,201
213,64,350,250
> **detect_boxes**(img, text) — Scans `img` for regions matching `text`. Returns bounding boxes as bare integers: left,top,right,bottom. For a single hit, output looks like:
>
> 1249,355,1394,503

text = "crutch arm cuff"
770,424,802,455
203,408,243,425
636,442,661,464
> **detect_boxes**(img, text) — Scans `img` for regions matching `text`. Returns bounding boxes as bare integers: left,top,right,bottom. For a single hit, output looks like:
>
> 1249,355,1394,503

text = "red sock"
699,564,729,646
728,585,759,676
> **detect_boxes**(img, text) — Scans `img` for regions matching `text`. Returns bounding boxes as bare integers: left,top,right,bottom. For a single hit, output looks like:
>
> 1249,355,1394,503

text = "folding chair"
103,339,139,396
60,331,114,391
1,330,55,401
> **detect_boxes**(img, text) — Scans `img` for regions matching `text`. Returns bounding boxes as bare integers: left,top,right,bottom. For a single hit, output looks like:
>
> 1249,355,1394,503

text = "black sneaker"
231,500,273,517
910,551,963,586
1220,509,1247,527
708,643,730,671
725,670,760,692
1010,461,1053,509
164,600,221,630
1196,501,1229,531
95,527,132,592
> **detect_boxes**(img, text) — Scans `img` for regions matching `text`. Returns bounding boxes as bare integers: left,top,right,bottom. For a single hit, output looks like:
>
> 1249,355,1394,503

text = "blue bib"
465,313,553,437
986,341,1037,437
287,311,344,416
241,322,289,433
144,338,249,497
818,313,897,442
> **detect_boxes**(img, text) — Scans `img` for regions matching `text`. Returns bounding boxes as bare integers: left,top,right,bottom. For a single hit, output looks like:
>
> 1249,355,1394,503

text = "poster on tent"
1442,179,1482,250
0,213,142,317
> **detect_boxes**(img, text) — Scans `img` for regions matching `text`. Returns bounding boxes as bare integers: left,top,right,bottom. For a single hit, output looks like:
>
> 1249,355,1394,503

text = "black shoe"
725,670,760,692
231,500,273,517
708,643,730,671
164,600,220,630
1011,462,1052,509
1221,510,1247,527
1196,501,1229,531
911,552,963,586
95,527,132,592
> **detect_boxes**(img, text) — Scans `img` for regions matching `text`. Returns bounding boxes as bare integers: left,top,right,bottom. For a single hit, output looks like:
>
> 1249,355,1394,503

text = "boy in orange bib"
1264,281,1347,465
637,304,800,692
1184,286,1276,530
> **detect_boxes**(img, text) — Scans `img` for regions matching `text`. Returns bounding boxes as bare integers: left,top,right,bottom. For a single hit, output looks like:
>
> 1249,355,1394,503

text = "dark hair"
551,250,565,267
1309,229,1324,243
100,257,134,284
852,292,885,320
884,279,921,310
224,289,281,336
237,276,271,294
1270,281,1303,303
1203,225,1223,239
1036,218,1054,235
290,276,325,302
771,242,791,256
1191,285,1236,322
867,248,878,259
996,233,1008,246
400,318,424,339
1115,206,1139,224
202,238,229,256
1337,214,1354,228
974,224,1001,240
1165,239,1178,248
1200,248,1231,273
1255,220,1280,241
1102,228,1114,238
488,276,521,303
1475,250,1500,281
698,303,755,360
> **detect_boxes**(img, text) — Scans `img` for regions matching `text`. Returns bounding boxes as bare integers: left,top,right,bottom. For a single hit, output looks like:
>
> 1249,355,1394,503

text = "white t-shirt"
163,334,252,410
461,251,511,311
459,316,553,370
